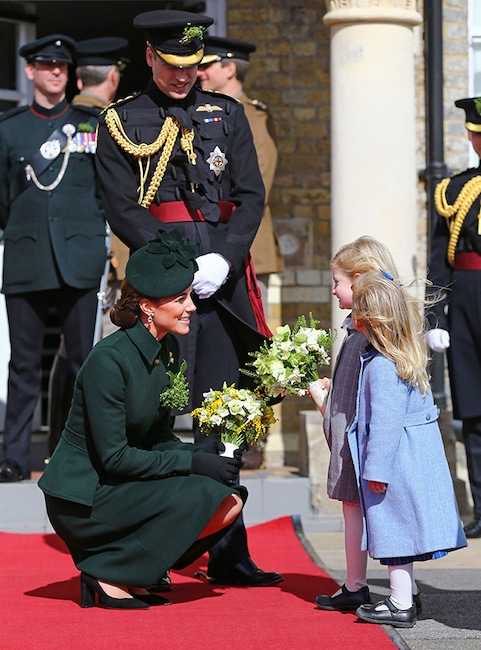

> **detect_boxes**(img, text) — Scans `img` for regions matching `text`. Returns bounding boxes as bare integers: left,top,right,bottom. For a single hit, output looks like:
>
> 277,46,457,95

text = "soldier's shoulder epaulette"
100,91,142,115
247,98,268,112
198,88,240,105
0,104,29,123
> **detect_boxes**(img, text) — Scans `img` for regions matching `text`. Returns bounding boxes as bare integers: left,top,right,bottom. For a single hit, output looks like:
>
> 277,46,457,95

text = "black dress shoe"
0,460,25,482
464,516,481,538
356,597,417,628
146,571,172,593
315,584,371,611
209,557,283,586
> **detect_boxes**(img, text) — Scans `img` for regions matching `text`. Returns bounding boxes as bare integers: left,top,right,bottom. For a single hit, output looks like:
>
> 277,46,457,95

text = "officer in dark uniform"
427,96,481,538
47,36,129,455
0,35,107,481
95,10,282,587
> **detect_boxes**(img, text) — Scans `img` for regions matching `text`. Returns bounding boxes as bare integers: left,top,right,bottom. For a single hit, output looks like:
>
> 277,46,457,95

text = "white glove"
192,253,230,299
426,328,450,352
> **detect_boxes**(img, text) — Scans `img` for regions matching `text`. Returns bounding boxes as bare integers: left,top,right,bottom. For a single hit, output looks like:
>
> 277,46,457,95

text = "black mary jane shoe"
208,558,283,587
0,460,25,482
80,572,149,609
464,516,481,539
356,597,417,628
315,584,371,611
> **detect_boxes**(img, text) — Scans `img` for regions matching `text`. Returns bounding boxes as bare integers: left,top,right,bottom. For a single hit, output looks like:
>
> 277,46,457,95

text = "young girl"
349,270,466,628
313,236,405,613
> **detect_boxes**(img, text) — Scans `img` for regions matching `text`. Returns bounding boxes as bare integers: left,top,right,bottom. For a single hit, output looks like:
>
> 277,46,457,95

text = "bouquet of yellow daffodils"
191,383,276,448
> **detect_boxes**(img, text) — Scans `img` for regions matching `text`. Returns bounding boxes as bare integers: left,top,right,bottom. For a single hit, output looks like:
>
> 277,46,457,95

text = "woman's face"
140,286,196,340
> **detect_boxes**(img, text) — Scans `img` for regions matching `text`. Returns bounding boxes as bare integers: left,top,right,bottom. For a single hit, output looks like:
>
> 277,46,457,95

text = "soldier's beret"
133,9,213,68
19,34,76,64
201,36,256,66
76,37,129,68
455,96,481,133
126,229,198,298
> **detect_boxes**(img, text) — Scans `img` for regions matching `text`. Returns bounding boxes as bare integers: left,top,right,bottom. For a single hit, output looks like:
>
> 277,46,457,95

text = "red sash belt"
149,200,234,223
454,252,481,270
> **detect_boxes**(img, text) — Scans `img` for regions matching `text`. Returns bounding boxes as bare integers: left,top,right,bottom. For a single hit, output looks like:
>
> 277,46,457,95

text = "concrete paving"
303,527,481,649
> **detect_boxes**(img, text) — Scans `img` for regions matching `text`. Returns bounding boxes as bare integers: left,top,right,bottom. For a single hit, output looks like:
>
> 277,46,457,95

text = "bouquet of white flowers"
191,382,276,450
243,314,335,398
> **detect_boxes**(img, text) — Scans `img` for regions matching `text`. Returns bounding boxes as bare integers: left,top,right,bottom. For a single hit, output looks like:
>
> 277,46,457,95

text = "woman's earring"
147,313,153,323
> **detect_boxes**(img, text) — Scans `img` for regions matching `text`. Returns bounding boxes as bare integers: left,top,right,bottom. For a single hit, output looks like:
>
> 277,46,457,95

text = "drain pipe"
421,0,450,409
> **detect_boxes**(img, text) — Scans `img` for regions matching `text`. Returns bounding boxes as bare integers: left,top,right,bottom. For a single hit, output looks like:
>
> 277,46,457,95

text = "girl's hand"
307,378,330,416
368,480,387,493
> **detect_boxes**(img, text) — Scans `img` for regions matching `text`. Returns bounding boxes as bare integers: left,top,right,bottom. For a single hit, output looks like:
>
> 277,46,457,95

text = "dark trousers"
176,298,252,574
463,417,481,517
3,287,98,476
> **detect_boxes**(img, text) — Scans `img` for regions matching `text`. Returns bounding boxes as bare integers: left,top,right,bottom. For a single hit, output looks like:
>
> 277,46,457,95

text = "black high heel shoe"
80,572,149,609
129,590,172,606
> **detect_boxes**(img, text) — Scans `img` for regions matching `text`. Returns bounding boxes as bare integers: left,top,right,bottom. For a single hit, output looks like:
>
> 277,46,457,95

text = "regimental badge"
206,146,228,176
40,139,61,160
196,104,222,113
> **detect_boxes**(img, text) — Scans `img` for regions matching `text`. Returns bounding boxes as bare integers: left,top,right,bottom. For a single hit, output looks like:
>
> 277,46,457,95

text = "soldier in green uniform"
0,35,108,481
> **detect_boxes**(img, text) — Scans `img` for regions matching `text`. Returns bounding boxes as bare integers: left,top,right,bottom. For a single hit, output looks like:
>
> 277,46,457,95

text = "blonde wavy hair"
331,235,399,279
352,271,430,395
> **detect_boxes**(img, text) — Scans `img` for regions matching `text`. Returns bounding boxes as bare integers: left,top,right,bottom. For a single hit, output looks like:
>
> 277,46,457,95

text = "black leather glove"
191,451,242,484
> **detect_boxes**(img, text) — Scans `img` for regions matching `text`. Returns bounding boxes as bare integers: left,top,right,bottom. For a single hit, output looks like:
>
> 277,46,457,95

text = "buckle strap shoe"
315,584,371,611
0,460,25,482
356,597,417,628
208,557,283,586
464,516,481,538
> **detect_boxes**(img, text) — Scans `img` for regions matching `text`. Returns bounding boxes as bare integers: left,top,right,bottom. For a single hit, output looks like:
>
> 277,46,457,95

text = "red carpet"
0,517,395,649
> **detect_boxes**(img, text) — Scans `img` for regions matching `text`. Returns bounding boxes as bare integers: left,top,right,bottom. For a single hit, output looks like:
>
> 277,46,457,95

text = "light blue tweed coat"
348,346,467,560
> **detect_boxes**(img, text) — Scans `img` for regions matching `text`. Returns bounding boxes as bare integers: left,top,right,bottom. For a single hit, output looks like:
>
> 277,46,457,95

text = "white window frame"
468,0,481,165
0,17,35,108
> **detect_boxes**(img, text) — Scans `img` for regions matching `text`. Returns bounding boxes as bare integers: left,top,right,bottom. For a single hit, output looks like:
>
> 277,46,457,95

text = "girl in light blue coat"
348,270,467,629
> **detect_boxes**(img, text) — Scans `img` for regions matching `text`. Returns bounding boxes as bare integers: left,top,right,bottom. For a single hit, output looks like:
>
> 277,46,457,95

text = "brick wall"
227,0,332,434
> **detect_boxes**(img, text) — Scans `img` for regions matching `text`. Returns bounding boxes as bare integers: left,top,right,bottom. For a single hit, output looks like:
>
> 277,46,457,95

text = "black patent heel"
80,572,149,609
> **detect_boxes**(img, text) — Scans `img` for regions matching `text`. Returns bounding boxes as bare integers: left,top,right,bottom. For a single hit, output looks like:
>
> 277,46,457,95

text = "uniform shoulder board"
99,91,142,116
248,98,268,112
0,104,29,123
200,88,240,105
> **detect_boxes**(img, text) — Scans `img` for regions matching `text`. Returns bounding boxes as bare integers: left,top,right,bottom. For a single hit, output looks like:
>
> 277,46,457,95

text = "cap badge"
179,24,205,46
206,146,228,176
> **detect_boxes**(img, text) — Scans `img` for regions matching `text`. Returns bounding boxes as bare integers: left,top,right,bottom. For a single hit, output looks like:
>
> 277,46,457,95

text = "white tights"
340,500,419,607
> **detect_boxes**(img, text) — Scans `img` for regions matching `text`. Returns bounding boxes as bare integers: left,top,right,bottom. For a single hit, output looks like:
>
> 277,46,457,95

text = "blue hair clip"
381,269,394,281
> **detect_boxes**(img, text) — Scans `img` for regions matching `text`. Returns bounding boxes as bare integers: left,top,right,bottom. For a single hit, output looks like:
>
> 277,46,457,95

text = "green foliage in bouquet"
191,383,276,448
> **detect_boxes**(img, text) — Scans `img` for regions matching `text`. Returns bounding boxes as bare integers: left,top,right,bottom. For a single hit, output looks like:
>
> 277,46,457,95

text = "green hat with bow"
126,229,198,298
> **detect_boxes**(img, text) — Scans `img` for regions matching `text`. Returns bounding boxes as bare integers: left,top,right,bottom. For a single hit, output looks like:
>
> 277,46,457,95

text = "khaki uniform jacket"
240,93,284,275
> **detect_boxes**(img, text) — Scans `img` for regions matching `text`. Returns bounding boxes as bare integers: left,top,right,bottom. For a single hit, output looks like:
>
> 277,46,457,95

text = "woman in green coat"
38,229,245,610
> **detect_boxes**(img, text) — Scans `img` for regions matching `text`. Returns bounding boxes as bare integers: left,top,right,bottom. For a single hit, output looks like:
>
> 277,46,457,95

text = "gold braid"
434,176,481,267
103,107,195,208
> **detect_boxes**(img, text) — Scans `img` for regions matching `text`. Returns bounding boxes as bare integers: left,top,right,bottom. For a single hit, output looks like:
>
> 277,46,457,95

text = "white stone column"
324,0,423,345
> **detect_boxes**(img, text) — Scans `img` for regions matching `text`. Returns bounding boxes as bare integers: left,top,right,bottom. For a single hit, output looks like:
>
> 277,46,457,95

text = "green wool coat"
39,321,238,585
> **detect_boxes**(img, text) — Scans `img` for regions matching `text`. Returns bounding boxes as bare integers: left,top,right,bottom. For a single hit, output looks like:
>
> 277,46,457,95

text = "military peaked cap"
19,34,76,64
455,96,481,133
76,37,129,67
201,36,256,65
133,9,213,68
